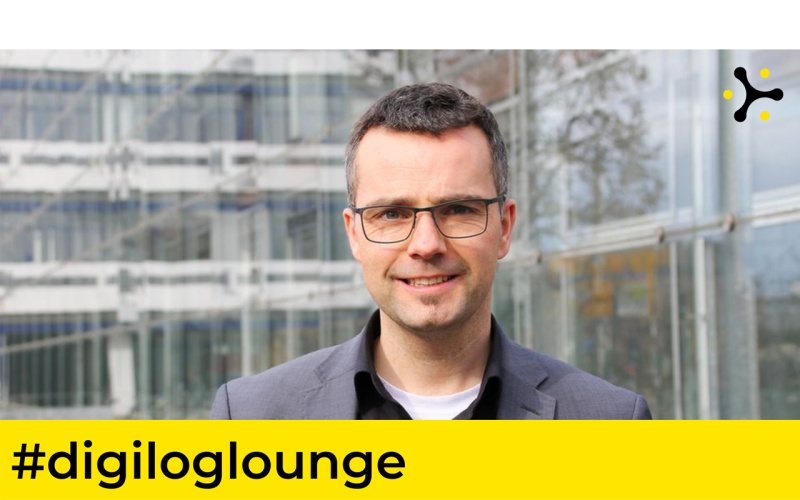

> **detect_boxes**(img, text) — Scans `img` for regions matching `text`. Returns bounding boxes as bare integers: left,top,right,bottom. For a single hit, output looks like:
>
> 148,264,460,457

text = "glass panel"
713,221,800,419
561,247,675,419
749,50,800,191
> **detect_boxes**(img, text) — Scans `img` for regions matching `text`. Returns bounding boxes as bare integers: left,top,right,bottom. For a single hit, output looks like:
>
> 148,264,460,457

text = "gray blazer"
210,319,652,420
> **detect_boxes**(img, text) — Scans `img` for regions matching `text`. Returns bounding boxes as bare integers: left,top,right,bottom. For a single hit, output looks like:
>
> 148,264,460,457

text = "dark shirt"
353,311,503,420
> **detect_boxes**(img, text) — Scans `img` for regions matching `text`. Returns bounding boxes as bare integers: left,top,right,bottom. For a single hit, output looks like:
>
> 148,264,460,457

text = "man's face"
343,125,516,336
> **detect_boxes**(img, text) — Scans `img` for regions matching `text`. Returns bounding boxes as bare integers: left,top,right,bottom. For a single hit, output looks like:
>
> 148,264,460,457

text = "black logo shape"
733,67,783,122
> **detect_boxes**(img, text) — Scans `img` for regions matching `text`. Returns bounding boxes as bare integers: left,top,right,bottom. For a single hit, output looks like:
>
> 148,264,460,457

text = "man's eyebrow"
433,193,493,204
361,197,415,206
361,194,492,207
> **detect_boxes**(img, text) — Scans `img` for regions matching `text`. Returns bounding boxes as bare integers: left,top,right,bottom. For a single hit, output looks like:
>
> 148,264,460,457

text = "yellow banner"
0,421,797,500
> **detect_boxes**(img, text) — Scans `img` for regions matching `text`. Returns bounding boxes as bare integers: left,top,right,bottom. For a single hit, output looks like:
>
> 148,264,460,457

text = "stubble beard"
379,272,490,342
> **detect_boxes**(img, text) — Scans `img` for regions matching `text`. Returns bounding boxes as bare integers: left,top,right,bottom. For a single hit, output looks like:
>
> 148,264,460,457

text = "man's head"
343,83,516,338
345,83,508,207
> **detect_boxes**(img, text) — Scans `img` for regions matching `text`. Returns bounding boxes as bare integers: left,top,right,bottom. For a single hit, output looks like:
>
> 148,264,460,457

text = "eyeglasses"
349,195,505,244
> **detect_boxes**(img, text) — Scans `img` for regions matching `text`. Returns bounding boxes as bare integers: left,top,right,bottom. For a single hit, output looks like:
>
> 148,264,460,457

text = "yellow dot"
761,111,770,121
723,90,733,99
761,68,770,78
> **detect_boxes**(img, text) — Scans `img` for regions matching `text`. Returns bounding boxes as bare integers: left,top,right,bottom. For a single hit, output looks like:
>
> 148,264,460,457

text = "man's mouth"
401,276,455,287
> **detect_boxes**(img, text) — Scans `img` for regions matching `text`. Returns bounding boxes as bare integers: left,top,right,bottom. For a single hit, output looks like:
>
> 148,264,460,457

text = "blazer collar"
301,312,557,420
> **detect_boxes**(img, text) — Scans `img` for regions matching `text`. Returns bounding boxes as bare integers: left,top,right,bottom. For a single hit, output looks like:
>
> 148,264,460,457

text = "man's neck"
373,309,491,396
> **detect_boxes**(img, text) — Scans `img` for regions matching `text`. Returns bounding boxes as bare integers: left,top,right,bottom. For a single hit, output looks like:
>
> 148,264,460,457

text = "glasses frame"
349,195,506,244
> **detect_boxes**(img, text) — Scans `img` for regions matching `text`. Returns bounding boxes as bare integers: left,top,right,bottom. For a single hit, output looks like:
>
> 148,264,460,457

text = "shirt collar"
353,310,504,419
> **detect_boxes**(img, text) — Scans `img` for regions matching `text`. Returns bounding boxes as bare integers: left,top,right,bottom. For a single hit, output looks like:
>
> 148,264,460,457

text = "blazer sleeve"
632,394,652,420
209,384,231,419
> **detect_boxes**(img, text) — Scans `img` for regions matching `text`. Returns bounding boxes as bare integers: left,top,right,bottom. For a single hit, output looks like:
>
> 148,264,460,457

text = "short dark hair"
345,83,508,205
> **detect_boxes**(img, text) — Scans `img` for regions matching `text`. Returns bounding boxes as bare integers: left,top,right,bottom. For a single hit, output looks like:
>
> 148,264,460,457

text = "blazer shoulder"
505,340,651,419
210,341,346,419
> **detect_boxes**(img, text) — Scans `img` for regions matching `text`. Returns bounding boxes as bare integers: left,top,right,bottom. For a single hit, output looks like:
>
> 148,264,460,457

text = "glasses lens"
433,200,488,238
361,206,416,242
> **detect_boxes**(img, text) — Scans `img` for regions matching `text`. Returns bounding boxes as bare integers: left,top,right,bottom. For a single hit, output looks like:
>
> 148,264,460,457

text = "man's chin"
383,308,466,337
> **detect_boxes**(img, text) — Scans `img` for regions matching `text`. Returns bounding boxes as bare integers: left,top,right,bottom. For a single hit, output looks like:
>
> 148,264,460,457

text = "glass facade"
1,50,798,419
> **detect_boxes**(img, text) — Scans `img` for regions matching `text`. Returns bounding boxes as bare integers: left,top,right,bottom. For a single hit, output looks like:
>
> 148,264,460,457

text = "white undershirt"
378,375,481,420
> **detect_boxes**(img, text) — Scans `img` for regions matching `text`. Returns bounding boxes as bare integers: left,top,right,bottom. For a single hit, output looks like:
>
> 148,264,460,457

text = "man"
210,83,651,420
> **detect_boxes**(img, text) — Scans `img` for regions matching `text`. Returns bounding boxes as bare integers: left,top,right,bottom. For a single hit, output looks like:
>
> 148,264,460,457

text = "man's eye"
445,204,476,215
379,209,407,220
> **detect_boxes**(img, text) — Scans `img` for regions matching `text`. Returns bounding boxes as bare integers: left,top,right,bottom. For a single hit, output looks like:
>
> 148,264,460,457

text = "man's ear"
497,198,516,260
343,207,362,262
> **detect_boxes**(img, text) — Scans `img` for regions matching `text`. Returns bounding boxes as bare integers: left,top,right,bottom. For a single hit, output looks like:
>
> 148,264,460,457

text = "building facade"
1,50,798,419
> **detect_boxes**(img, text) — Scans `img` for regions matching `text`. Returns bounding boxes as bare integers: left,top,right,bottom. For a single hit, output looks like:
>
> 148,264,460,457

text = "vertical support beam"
74,318,84,407
288,61,300,139
559,264,573,363
0,343,8,406
704,246,720,419
668,243,684,420
240,243,253,378
719,50,735,214
717,50,760,419
163,316,174,419
691,50,709,419
558,118,572,363
29,348,37,406
137,321,150,419
744,274,760,418
91,314,103,406
693,238,711,419
108,332,136,418
263,309,272,370
689,51,721,419
241,296,252,377
320,308,333,350
517,50,531,244
511,51,523,345
102,60,118,143
666,52,683,420
516,50,534,349
286,308,295,361
316,186,329,351
42,345,53,407
667,52,678,220
56,343,66,407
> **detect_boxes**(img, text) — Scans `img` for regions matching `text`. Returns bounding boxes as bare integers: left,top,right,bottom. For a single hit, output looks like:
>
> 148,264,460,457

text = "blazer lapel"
495,321,557,420
496,375,557,420
300,327,366,419
301,374,358,419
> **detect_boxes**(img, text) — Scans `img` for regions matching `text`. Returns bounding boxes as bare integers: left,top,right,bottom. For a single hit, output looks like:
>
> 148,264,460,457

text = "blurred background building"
0,50,798,419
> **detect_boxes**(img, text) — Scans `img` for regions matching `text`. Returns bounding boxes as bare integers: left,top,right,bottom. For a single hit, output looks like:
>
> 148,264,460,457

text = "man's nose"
406,211,447,259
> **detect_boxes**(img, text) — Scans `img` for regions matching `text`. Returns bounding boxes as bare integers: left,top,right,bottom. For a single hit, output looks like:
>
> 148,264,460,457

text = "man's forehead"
358,124,488,147
362,193,494,207
353,125,495,205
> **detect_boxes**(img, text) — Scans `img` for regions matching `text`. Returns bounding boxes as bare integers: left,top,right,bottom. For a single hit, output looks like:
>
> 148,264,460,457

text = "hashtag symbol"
12,443,45,479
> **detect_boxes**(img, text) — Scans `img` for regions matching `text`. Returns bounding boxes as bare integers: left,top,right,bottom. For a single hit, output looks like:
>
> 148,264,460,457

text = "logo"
724,67,783,122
